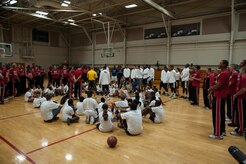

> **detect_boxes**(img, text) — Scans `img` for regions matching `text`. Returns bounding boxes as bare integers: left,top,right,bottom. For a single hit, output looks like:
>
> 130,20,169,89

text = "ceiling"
0,0,246,33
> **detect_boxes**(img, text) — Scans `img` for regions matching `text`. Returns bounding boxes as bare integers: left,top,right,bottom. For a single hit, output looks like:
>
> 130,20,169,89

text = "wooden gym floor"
0,90,245,164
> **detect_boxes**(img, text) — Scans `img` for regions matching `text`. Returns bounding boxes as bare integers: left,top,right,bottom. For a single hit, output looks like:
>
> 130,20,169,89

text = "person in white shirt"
33,91,46,108
24,87,34,102
180,64,190,98
131,66,136,83
135,65,143,90
76,96,85,115
111,93,129,112
98,97,106,113
83,91,99,124
40,94,61,122
123,67,131,84
118,100,143,135
160,66,170,96
142,66,149,90
99,66,110,96
168,65,177,99
43,85,55,97
148,66,155,88
96,103,114,132
62,99,80,125
143,100,164,123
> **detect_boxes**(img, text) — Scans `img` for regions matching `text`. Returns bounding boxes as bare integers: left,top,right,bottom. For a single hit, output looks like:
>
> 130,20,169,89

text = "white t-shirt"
115,99,128,108
83,98,98,111
76,101,84,115
98,102,104,113
33,97,46,108
152,106,164,123
121,110,143,135
149,100,156,107
175,72,180,81
143,68,149,79
155,92,161,100
99,111,113,132
62,106,74,122
99,69,110,85
123,68,131,78
169,70,176,83
131,69,136,79
40,101,59,121
24,91,32,102
181,67,190,81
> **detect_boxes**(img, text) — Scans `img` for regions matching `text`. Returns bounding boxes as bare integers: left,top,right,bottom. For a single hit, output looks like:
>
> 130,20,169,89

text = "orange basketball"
107,136,117,148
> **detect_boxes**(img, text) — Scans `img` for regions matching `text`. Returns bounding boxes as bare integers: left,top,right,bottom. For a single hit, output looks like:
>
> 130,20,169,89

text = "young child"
24,87,34,102
76,96,85,115
83,91,99,124
118,100,143,136
96,103,114,132
33,91,46,108
40,94,61,122
98,97,106,113
143,100,164,123
62,99,80,125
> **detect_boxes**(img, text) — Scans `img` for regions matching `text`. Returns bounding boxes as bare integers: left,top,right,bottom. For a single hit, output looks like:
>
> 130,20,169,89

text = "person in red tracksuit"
190,65,201,105
61,65,68,85
0,69,5,104
208,60,230,139
68,67,75,98
52,65,60,87
18,65,26,94
73,67,83,99
203,68,214,109
230,60,246,136
227,64,238,124
26,67,34,88
12,64,20,96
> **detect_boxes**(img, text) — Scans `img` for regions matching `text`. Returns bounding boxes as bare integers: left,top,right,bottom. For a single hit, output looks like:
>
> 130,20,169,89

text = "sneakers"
90,116,94,125
85,116,90,124
230,131,242,136
208,134,223,140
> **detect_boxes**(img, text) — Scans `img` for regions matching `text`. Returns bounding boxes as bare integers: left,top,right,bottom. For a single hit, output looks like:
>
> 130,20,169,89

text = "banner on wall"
171,23,200,37
144,27,167,39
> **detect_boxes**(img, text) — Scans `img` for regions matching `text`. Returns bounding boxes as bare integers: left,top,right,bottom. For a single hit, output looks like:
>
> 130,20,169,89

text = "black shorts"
88,80,96,91
170,82,176,89
182,81,188,89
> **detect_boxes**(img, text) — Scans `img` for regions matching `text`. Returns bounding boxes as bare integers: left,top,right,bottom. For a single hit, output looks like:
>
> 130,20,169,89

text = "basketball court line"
0,135,36,164
0,111,40,121
26,127,96,155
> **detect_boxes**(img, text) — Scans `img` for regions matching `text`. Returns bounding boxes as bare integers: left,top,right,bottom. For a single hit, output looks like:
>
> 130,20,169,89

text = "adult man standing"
208,60,230,139
99,66,110,96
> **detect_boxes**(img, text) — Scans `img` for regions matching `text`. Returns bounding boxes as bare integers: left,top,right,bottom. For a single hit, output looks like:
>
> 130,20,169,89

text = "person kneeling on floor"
40,94,62,123
62,99,80,125
142,100,164,123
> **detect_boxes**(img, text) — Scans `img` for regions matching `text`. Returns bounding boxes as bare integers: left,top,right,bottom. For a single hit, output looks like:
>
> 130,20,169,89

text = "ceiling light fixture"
68,19,75,22
92,13,97,17
99,13,102,15
61,3,68,7
125,4,137,8
64,1,71,4
36,11,48,16
9,0,17,5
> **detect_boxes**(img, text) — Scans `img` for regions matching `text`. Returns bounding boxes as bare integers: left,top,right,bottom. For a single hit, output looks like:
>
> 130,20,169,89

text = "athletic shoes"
90,116,94,125
208,134,223,140
230,131,242,136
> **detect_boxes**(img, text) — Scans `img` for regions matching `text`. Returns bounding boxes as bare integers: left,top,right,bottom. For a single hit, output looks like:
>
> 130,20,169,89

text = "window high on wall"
32,29,49,42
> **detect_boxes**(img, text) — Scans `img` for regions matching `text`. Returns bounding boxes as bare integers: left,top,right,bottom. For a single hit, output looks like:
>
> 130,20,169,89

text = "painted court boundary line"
0,112,40,121
0,135,36,164
26,127,96,155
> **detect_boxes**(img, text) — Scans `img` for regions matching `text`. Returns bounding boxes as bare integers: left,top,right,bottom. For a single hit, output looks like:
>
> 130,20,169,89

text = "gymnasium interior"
0,0,246,163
